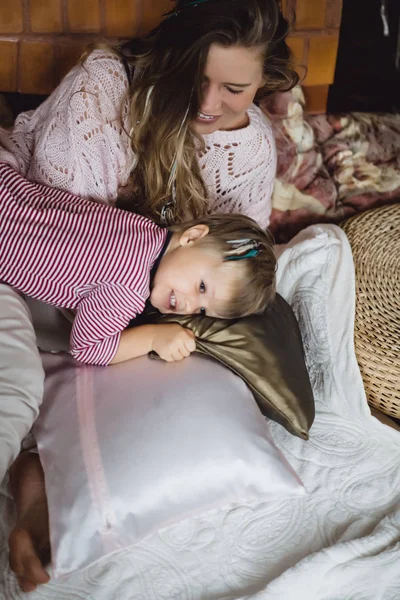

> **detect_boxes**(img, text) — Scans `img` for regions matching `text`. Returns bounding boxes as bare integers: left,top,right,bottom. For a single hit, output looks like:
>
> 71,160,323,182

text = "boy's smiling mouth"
169,290,177,310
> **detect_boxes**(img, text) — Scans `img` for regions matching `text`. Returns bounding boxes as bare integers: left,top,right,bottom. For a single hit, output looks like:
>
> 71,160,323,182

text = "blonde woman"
0,0,298,591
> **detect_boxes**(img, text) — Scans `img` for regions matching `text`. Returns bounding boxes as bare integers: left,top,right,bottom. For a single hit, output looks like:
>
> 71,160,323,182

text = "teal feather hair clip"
224,238,261,262
225,248,259,261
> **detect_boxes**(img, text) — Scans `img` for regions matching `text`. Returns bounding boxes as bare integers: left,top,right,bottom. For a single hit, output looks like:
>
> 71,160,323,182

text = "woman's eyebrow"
203,76,251,88
224,82,251,87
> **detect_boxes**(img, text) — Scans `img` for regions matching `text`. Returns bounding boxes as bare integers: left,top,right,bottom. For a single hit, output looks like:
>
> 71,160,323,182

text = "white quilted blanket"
1,224,399,600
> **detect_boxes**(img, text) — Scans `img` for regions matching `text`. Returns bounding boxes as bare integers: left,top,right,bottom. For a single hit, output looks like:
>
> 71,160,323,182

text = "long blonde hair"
109,1,299,224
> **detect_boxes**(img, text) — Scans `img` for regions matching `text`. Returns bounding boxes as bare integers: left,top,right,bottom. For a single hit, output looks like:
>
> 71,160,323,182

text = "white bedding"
1,224,399,600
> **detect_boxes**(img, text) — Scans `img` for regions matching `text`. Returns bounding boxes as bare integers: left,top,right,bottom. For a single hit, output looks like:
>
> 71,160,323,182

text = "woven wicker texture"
341,203,400,418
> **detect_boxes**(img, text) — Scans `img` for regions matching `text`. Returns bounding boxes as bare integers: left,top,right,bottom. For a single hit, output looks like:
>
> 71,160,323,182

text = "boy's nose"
183,297,193,315
184,295,198,315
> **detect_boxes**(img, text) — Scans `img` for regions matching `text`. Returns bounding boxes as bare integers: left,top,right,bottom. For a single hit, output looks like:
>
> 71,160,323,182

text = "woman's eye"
226,87,244,95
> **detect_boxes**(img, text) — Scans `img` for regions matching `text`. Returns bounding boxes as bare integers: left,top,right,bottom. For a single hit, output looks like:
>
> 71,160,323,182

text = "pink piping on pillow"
75,366,121,553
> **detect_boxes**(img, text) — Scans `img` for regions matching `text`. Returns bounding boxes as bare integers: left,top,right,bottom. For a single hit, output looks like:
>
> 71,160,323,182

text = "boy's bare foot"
8,453,51,592
9,528,50,592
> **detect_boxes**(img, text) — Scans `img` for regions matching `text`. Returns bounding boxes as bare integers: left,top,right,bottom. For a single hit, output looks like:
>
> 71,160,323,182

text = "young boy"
0,162,276,366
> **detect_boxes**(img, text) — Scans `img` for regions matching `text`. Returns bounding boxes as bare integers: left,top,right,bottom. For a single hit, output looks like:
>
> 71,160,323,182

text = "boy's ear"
179,224,209,246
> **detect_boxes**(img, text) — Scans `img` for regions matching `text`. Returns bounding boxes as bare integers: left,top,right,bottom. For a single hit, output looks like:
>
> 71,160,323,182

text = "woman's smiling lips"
195,111,221,124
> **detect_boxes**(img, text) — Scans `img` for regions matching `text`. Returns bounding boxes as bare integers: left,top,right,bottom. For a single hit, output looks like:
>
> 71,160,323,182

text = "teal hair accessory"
225,248,260,262
224,238,261,262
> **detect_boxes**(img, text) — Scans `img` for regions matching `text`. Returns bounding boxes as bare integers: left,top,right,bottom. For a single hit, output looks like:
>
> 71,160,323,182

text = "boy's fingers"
183,341,195,354
161,349,175,362
182,335,196,351
171,347,184,361
180,346,191,358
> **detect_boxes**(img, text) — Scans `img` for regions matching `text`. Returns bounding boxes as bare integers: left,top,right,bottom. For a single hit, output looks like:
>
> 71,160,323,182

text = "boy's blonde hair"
171,213,276,319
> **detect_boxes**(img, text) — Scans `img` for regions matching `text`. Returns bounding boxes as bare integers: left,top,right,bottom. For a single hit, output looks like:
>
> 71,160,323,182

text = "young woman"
0,0,298,591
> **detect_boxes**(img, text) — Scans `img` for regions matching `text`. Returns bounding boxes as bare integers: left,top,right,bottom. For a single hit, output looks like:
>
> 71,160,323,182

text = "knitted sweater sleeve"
199,105,277,229
0,50,134,203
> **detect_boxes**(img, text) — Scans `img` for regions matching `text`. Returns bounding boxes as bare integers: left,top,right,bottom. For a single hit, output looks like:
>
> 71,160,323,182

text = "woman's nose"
200,83,222,115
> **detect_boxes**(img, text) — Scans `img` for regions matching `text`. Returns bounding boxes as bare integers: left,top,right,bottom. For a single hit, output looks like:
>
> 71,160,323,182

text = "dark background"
328,0,400,112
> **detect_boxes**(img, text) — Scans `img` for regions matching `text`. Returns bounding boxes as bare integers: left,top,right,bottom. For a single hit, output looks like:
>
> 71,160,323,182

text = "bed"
1,223,399,599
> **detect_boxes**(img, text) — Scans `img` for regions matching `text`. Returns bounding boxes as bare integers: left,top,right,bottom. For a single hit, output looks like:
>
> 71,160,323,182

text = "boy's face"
150,234,236,318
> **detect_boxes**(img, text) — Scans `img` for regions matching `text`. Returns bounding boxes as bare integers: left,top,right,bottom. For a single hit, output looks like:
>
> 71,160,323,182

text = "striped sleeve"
70,283,146,366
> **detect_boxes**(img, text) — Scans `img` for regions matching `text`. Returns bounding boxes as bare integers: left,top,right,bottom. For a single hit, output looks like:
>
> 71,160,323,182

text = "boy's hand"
152,324,196,362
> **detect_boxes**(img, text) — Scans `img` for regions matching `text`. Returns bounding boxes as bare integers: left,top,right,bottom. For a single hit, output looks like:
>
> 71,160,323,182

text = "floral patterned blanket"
263,87,400,242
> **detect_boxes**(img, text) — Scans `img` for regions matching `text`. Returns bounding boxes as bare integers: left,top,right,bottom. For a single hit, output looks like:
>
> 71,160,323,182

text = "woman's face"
191,44,265,135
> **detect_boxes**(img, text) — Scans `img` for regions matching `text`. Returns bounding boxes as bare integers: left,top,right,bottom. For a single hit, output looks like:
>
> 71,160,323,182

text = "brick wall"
284,0,342,112
0,0,342,112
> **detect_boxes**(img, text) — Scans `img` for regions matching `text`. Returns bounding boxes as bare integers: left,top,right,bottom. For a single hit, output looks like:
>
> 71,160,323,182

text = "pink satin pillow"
34,351,305,578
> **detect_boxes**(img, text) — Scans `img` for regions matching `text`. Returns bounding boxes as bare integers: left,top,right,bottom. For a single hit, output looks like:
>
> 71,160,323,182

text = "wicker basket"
341,203,400,419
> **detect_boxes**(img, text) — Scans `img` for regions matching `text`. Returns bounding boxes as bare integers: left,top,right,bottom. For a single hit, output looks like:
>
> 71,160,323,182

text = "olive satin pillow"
144,294,314,440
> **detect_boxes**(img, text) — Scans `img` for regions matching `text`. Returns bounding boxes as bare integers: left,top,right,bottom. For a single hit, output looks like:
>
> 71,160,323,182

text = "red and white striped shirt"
0,163,167,365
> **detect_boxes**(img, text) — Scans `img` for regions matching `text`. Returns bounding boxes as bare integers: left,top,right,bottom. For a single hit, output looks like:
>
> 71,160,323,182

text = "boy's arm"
110,323,196,364
110,324,157,363
70,286,196,365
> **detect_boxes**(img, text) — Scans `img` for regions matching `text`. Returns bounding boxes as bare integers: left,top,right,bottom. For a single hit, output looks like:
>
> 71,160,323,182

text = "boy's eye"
199,281,206,316
226,87,244,95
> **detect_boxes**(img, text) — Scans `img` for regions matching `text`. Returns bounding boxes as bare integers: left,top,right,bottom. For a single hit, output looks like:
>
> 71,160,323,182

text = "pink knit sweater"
0,50,276,227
